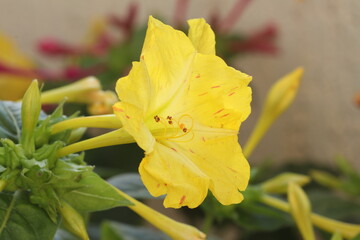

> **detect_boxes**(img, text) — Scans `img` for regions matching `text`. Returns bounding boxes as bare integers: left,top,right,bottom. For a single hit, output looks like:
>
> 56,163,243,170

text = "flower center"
152,114,194,142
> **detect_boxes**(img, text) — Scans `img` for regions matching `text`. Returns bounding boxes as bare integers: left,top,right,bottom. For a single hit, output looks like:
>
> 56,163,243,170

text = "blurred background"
0,0,359,170
0,1,359,240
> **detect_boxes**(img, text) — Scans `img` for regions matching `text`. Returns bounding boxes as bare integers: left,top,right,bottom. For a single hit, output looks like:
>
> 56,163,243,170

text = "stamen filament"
57,128,134,157
52,114,122,134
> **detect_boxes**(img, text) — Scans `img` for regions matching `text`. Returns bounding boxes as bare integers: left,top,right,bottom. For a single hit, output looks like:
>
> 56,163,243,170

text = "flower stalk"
57,128,134,157
112,186,206,240
51,114,122,134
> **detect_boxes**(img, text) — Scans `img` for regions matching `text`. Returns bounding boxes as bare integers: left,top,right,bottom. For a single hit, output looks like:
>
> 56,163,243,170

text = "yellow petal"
0,32,33,100
173,130,249,205
139,142,209,208
185,54,252,130
188,18,216,55
115,61,151,112
140,16,196,113
113,101,155,153
0,32,33,67
0,77,31,100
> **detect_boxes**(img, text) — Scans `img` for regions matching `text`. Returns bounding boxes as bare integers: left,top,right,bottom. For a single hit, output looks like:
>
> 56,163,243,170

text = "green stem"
57,128,134,157
260,194,360,239
201,214,214,234
52,114,122,134
243,115,272,158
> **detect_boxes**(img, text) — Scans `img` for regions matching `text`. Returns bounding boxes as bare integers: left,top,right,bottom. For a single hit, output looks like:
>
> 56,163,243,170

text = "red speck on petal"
141,55,145,60
125,115,130,119
198,92,208,96
171,147,177,152
195,74,200,78
220,113,230,118
202,137,206,142
179,195,186,205
211,85,220,89
189,148,195,153
228,92,235,96
214,108,224,115
227,167,238,173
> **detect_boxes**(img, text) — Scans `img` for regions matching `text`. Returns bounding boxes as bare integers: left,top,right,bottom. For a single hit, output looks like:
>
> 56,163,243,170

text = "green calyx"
0,82,91,222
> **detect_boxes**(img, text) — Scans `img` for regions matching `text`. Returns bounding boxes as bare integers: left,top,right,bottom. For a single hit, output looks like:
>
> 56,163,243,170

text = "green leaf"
0,101,47,143
308,189,360,221
62,172,132,213
100,221,170,240
107,173,156,199
0,101,22,142
0,191,58,240
101,221,124,240
351,234,360,240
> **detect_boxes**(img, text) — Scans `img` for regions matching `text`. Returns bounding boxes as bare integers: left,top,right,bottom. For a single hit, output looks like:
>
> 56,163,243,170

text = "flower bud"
244,67,304,157
288,183,315,240
21,80,41,157
261,172,310,194
59,200,89,240
40,76,100,104
310,170,341,189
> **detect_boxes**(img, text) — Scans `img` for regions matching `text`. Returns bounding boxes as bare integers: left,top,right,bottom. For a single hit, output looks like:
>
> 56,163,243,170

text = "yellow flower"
112,16,252,208
0,32,34,100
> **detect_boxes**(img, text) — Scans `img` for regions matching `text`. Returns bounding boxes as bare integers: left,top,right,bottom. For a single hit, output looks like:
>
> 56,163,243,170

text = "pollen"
154,115,160,122
182,127,188,133
167,116,173,124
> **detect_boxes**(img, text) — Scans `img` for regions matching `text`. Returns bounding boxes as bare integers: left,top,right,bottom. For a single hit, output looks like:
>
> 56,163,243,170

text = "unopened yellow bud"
21,80,41,157
243,67,304,158
40,76,100,104
288,183,315,240
59,200,89,240
310,170,341,189
261,172,310,194
87,90,118,115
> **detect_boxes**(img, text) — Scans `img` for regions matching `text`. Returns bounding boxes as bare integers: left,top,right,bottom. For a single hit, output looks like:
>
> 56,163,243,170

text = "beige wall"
0,0,359,169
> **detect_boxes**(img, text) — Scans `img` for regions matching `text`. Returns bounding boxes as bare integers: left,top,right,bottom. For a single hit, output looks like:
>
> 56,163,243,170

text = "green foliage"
62,172,131,213
0,102,22,142
0,100,132,238
0,191,58,240
100,221,169,240
107,173,155,199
